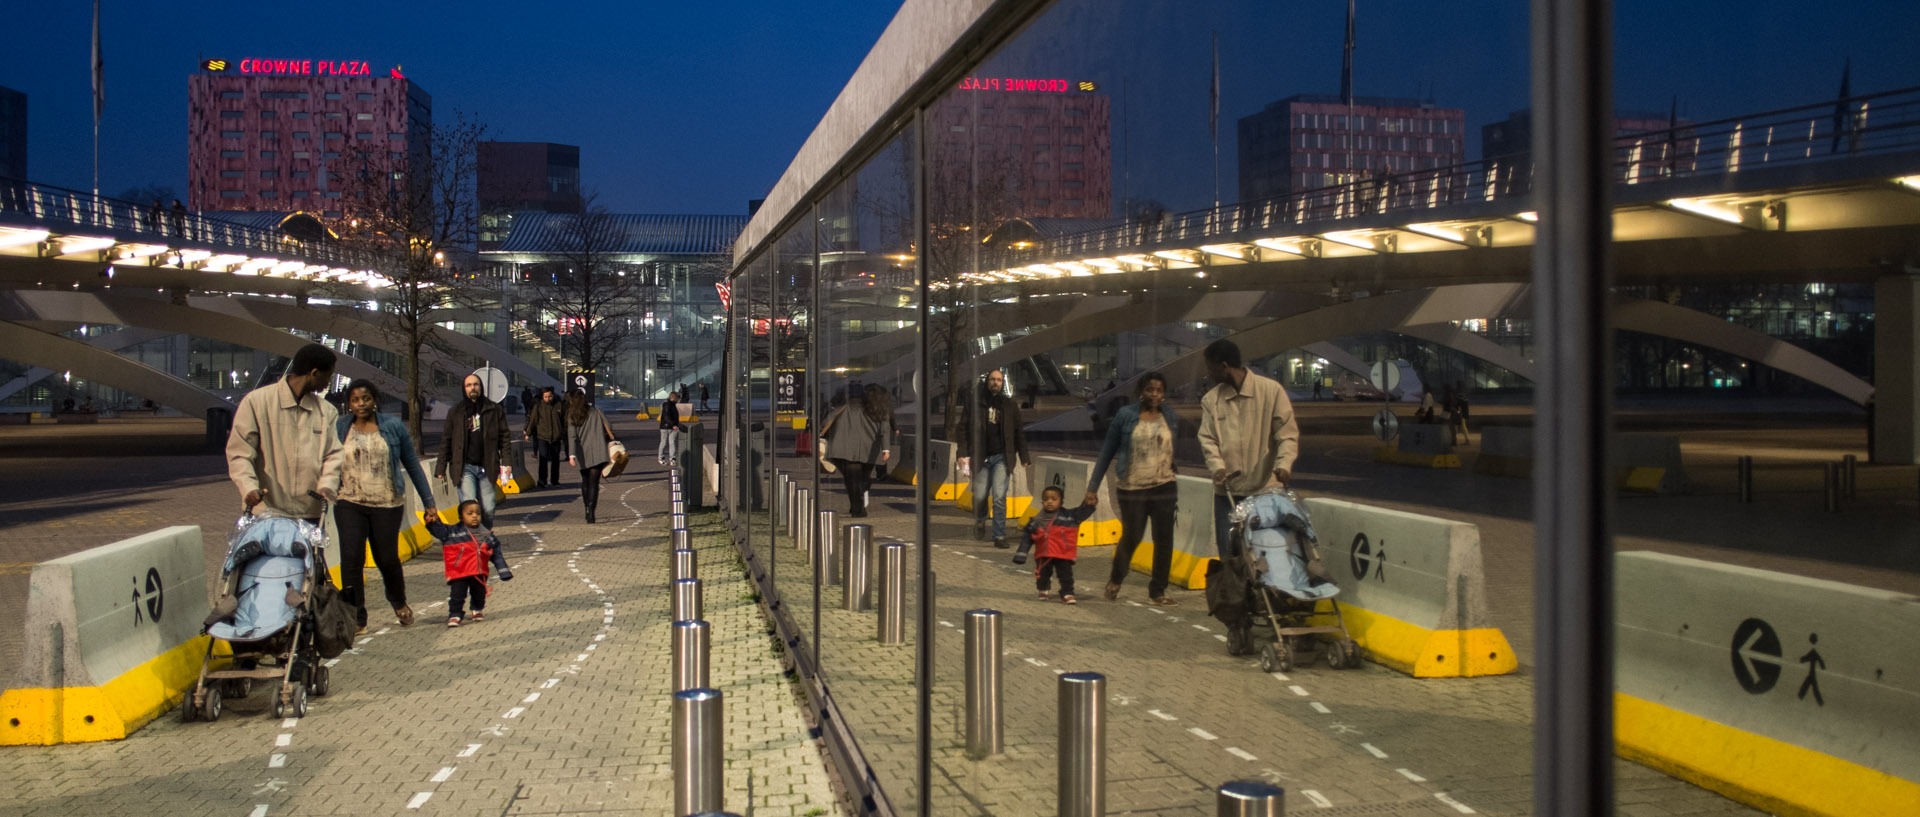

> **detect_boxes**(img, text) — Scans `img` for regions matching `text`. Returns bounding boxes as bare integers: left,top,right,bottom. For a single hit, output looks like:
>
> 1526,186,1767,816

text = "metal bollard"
671,619,710,692
964,609,1004,759
672,528,692,552
817,510,840,587
671,688,724,816
1737,455,1753,504
1825,462,1840,513
671,578,703,623
1058,672,1106,817
672,511,688,530
671,549,698,583
775,473,790,531
878,542,907,644
1843,454,1858,499
843,524,872,611
795,489,813,554
782,476,797,534
1216,780,1286,816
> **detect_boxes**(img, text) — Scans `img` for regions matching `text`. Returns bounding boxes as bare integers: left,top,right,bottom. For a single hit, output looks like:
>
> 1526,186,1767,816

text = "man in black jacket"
436,373,512,530
953,369,1029,548
524,387,567,489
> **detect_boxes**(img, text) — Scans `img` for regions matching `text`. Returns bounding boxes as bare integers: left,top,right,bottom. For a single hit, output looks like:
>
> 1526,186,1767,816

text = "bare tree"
329,111,492,446
525,197,647,392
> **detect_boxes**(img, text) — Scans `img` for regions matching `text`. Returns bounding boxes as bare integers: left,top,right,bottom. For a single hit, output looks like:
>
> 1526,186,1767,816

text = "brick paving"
0,417,845,817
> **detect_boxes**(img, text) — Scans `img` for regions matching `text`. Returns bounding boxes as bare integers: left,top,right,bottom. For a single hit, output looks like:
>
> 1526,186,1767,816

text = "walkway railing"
1032,86,1920,263
0,178,392,271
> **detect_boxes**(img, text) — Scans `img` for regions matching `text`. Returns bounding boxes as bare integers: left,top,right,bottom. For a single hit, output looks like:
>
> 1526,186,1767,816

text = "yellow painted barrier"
1373,445,1462,469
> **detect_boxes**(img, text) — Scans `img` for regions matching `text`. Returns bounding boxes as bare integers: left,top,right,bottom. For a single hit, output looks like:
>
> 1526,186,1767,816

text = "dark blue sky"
3,1,1915,216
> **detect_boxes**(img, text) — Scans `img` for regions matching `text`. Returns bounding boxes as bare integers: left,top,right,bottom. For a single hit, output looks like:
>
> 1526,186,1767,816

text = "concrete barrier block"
955,456,1034,520
1615,551,1920,816
1397,423,1454,455
498,440,535,494
1616,433,1690,493
924,440,963,500
1033,455,1120,546
1303,499,1515,677
2,526,211,744
1135,475,1222,591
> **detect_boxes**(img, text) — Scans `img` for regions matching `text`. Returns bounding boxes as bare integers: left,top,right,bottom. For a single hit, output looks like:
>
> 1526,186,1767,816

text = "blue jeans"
459,464,508,570
970,453,1011,538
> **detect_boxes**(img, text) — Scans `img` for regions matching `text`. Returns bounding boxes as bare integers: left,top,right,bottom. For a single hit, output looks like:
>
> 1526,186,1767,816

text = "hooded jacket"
436,396,511,478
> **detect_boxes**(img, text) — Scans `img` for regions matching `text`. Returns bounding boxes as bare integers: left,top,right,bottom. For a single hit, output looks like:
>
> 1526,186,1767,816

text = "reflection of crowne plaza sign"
201,58,376,76
955,76,1097,93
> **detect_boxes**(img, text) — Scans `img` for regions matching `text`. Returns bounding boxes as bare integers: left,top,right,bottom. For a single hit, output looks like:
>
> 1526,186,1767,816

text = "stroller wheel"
291,684,309,718
222,679,252,699
311,665,331,697
200,685,223,722
1258,642,1277,673
179,690,199,722
1278,640,1295,672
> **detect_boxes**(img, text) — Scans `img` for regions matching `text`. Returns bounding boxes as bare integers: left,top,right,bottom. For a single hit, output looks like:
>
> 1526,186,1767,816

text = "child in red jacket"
426,500,500,627
1014,486,1097,604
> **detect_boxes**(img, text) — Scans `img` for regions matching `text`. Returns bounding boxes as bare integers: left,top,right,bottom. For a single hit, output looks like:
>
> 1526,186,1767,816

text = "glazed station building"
186,56,431,216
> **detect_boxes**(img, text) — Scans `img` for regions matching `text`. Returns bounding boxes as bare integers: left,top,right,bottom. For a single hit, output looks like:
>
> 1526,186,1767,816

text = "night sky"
3,1,1915,217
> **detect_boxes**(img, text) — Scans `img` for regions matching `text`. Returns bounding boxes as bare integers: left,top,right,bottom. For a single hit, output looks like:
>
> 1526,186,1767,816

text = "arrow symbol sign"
1730,617,1783,694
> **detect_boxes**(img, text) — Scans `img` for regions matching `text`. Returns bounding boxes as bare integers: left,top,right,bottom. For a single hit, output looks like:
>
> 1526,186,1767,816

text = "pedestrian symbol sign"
1731,617,1783,694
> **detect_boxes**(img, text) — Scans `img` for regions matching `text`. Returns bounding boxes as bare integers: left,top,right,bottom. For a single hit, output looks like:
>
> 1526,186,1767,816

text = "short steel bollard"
671,548,698,583
795,489,813,554
672,528,692,551
1825,462,1840,513
774,473,790,530
1216,780,1285,816
1737,455,1754,504
878,542,907,644
816,509,840,587
1059,672,1106,817
1842,454,1858,499
671,619,710,692
843,524,872,611
782,476,797,534
964,609,1004,759
672,511,688,530
671,578,703,623
672,687,724,816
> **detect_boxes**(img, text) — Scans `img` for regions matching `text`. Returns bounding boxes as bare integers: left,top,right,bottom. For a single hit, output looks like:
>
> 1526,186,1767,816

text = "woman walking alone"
333,379,438,630
564,389,614,524
823,384,893,517
1085,372,1182,606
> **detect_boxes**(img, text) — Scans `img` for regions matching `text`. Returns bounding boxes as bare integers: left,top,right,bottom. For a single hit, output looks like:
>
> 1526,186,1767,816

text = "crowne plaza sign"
201,58,378,76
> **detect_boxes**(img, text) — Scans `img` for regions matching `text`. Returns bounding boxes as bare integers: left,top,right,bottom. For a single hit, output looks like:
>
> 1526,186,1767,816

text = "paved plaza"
2,398,1915,815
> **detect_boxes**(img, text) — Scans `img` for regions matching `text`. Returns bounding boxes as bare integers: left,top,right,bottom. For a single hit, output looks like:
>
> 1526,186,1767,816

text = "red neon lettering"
320,60,331,74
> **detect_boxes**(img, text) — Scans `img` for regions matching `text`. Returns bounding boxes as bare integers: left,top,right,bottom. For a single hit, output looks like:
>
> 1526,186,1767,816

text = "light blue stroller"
1231,488,1361,673
185,513,333,721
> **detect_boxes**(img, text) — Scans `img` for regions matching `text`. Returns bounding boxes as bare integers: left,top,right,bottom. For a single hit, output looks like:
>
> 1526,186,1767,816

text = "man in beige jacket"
1197,338,1299,559
227,343,344,523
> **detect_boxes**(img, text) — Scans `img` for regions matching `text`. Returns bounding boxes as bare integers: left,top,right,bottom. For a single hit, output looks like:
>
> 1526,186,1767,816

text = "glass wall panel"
771,224,819,657
812,127,922,813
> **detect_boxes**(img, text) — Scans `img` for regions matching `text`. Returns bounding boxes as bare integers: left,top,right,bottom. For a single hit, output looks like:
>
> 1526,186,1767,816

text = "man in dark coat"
952,369,1029,548
435,373,512,529
523,387,567,489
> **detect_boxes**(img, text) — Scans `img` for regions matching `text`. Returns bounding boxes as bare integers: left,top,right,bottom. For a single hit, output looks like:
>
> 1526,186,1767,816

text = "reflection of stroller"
1207,488,1361,672
185,514,334,721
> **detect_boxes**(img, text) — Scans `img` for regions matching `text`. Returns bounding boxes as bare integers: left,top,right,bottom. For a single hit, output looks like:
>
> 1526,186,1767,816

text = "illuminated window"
356,113,373,120
292,151,309,159
324,92,341,100
325,112,343,119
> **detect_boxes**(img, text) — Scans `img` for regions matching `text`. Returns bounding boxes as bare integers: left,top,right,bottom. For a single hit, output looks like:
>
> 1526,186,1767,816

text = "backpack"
310,549,359,659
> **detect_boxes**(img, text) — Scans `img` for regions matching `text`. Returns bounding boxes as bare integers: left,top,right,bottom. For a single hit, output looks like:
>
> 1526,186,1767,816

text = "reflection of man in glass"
955,369,1029,548
1198,339,1299,559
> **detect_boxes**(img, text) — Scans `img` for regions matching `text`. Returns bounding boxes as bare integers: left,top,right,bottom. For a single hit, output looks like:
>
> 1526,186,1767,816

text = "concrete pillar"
1874,273,1919,465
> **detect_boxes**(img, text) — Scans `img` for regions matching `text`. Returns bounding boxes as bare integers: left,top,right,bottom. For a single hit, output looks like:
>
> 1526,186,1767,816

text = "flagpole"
1210,31,1220,210
91,0,102,205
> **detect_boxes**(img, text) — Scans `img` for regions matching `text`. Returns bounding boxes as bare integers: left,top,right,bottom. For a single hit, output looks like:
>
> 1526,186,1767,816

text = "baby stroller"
1207,487,1361,673
184,511,335,721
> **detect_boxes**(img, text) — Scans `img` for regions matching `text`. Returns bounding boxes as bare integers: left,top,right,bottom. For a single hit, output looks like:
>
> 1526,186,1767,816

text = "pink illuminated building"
926,76,1112,219
187,57,431,215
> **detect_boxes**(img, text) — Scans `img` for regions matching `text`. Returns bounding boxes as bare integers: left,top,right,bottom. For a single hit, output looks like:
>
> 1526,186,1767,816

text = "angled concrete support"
0,321,231,416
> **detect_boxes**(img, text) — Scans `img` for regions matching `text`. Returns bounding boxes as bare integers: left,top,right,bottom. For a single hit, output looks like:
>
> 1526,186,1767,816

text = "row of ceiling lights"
0,226,394,288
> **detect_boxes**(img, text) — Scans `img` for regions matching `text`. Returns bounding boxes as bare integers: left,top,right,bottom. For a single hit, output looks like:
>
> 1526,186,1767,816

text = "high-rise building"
478,141,581,250
0,85,25,180
1237,94,1466,202
926,77,1113,219
187,57,430,215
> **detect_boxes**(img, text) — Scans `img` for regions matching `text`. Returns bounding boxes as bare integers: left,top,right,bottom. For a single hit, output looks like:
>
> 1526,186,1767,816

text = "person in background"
565,389,615,523
658,391,684,465
1086,372,1181,606
823,384,893,518
333,379,438,630
227,343,343,525
1197,339,1299,560
954,369,1029,549
435,373,512,575
524,387,567,489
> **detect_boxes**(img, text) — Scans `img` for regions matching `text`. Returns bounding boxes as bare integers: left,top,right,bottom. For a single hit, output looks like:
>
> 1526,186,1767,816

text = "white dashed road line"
1300,789,1333,808
1435,792,1477,814
1188,727,1218,741
1396,768,1427,782
1361,742,1388,759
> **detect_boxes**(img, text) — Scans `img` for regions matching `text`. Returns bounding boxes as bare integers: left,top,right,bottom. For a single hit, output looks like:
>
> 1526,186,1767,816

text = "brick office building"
187,58,431,215
1237,94,1466,202
925,77,1112,219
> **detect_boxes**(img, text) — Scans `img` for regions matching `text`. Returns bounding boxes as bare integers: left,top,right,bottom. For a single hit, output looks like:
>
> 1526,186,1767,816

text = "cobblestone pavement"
0,418,845,817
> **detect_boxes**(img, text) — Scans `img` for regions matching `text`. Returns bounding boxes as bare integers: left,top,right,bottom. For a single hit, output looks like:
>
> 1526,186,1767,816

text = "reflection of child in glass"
1016,486,1097,604
427,500,499,627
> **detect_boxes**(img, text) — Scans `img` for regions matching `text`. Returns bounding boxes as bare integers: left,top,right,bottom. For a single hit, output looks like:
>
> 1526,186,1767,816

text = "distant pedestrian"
1024,380,1040,409
425,500,499,627
524,387,567,489
1087,372,1181,606
954,370,1029,549
1312,379,1322,401
170,200,188,240
435,373,512,575
658,391,684,465
148,199,163,234
520,386,534,417
1198,339,1299,560
822,384,893,518
226,343,343,524
333,379,438,630
565,389,615,523
699,383,711,413
1015,486,1097,604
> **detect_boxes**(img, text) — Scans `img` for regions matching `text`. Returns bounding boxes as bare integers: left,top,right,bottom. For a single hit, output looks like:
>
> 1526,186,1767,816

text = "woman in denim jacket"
1086,372,1181,606
333,379,438,629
